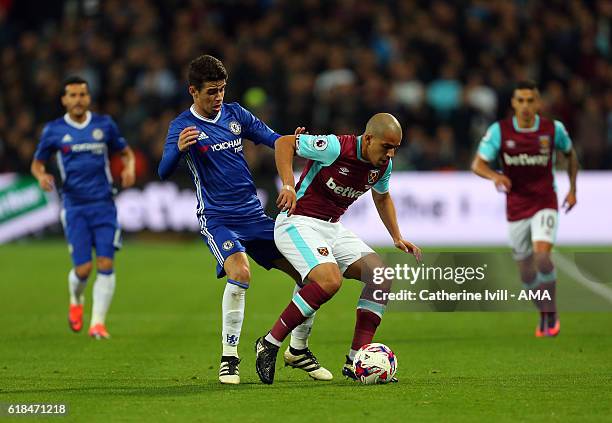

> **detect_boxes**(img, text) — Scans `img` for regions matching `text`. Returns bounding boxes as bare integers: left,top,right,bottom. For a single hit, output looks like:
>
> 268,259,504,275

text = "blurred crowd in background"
1,0,611,186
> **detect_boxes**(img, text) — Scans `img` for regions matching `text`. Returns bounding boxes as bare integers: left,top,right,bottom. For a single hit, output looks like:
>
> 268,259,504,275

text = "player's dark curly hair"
188,55,228,91
514,79,538,91
62,75,89,95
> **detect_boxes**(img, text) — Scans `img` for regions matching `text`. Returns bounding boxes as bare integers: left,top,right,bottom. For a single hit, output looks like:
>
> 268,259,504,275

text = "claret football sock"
268,281,332,344
350,308,382,353
290,285,315,351
537,270,557,314
348,284,387,355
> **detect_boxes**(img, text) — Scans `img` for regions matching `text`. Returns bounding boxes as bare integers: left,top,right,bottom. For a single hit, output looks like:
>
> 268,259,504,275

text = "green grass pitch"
1,241,611,422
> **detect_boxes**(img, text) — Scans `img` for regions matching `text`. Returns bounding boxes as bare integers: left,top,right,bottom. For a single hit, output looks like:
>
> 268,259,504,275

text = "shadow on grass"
1,378,347,397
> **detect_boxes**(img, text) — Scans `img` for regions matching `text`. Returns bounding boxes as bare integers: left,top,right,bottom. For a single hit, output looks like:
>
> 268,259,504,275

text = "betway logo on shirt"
503,152,549,166
326,177,364,199
209,138,242,152
68,143,106,154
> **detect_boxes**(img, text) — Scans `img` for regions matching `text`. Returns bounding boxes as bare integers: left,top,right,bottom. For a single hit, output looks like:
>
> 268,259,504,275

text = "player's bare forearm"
471,156,497,180
120,147,136,188
471,155,511,192
562,148,579,212
274,135,299,214
372,190,422,260
566,148,578,193
120,147,135,166
372,191,402,241
274,135,297,187
30,159,46,180
121,146,135,169
31,159,54,191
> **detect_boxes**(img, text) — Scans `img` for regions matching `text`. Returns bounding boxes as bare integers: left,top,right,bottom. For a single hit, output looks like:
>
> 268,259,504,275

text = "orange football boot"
535,313,546,338
547,318,560,337
88,324,111,339
68,304,83,332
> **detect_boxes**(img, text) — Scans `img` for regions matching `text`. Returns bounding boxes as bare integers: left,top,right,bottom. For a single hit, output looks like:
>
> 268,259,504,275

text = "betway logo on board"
503,152,549,166
326,177,364,199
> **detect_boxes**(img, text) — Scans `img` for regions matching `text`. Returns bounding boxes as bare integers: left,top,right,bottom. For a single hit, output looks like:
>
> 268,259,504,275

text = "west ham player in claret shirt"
158,55,331,384
472,80,579,338
254,113,422,385
31,76,136,340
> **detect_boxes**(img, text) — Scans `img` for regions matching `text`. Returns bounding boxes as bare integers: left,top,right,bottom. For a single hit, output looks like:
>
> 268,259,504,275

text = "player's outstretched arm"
274,135,298,215
471,155,511,193
371,190,422,262
30,159,55,192
562,147,579,213
120,146,136,188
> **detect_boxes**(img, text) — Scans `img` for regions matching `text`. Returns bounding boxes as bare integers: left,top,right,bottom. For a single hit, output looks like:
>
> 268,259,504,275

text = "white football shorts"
508,208,558,260
274,213,375,281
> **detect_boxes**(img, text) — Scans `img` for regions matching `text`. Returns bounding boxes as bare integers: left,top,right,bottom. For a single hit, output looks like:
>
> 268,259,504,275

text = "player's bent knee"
535,261,554,275
516,257,536,283
318,279,341,295
518,264,537,283
534,253,554,274
307,263,342,294
363,252,384,268
317,272,343,295
96,257,114,272
75,262,93,279
520,271,537,285
227,265,251,285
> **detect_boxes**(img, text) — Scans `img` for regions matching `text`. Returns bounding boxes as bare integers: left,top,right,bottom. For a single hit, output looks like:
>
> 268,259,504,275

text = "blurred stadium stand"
1,0,610,184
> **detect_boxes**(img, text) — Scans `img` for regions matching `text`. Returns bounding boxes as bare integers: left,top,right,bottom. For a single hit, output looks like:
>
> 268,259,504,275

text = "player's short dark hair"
188,55,228,91
514,80,538,92
62,76,89,95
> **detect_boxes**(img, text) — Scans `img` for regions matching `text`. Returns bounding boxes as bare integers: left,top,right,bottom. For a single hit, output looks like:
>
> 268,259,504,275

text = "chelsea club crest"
92,128,104,140
229,121,241,135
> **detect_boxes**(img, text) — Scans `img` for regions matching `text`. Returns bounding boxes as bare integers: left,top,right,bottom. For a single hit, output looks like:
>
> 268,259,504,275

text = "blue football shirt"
34,111,128,207
158,103,280,220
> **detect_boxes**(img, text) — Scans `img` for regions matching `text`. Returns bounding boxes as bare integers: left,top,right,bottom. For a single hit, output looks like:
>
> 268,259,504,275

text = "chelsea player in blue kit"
159,55,331,384
31,76,135,340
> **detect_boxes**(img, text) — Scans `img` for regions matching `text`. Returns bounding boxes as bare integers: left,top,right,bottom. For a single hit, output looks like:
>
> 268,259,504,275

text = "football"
353,343,398,384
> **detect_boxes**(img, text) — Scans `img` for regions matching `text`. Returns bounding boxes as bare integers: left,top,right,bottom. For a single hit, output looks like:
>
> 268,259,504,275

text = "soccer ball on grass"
353,342,397,385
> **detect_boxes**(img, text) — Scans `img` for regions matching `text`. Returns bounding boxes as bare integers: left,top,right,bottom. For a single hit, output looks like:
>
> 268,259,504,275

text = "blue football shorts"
60,201,121,266
200,213,284,278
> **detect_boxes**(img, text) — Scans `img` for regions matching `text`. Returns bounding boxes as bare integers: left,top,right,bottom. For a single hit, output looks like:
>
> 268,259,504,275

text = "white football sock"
222,281,246,357
264,332,282,347
90,272,116,326
290,284,314,350
348,349,358,361
69,269,88,305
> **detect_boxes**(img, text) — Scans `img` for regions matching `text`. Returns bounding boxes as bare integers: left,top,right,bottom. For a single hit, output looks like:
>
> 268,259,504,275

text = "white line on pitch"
555,253,612,304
